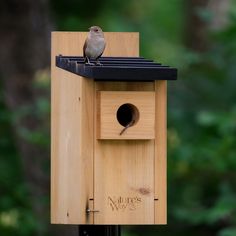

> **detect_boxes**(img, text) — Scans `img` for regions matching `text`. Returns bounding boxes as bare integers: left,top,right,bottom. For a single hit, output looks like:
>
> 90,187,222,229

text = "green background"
0,0,236,235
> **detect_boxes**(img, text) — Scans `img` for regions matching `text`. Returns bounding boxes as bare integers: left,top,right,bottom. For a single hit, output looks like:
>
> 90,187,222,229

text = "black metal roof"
56,55,177,81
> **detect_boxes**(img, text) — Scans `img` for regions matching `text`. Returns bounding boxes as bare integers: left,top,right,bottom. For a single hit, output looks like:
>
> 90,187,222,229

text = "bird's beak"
88,27,91,31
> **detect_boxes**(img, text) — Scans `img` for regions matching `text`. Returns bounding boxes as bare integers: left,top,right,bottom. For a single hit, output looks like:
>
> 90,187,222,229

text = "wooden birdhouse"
51,32,177,225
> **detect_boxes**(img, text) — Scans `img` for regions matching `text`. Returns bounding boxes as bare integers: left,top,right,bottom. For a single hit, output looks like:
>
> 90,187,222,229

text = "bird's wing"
96,41,106,60
83,38,88,58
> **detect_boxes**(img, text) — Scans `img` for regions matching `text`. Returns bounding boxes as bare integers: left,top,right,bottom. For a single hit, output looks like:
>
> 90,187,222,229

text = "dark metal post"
78,225,121,236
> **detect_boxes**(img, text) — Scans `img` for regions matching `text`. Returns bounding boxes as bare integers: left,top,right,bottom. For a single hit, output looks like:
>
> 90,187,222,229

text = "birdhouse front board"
51,32,169,225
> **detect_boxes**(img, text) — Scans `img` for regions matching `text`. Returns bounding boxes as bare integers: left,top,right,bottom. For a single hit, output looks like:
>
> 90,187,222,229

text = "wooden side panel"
154,80,167,224
51,32,94,224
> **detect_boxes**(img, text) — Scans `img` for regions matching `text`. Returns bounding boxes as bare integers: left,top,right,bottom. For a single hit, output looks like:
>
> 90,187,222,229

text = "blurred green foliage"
1,0,236,235
0,82,38,235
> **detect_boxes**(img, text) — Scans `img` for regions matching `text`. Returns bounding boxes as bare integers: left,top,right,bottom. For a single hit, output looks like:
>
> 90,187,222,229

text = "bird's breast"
85,37,105,59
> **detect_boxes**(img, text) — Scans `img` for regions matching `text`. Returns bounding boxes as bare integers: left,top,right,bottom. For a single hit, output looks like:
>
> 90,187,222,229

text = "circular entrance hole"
116,103,139,127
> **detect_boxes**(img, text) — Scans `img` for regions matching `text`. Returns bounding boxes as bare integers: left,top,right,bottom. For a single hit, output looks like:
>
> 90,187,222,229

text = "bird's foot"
85,62,95,66
95,61,103,66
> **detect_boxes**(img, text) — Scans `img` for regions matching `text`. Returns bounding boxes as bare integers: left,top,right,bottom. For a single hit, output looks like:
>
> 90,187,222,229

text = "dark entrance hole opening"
116,103,139,127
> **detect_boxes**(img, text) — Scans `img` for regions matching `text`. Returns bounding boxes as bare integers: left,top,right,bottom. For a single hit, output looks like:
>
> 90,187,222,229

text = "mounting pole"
78,225,121,236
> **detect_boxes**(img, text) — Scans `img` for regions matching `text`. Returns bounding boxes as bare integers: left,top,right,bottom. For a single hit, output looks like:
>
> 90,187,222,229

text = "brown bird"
83,26,106,65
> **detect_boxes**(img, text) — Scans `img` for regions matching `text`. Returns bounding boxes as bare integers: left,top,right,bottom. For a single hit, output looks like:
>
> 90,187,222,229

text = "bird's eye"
94,29,98,32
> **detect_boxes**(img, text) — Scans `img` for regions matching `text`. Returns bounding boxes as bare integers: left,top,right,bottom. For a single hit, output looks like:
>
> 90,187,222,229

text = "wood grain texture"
97,91,155,139
154,80,167,224
94,82,155,224
51,32,167,225
51,31,139,58
51,32,141,225
92,33,157,224
51,32,94,224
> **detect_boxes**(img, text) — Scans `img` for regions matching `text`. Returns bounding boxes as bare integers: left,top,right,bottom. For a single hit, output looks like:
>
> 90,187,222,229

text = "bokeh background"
0,0,236,235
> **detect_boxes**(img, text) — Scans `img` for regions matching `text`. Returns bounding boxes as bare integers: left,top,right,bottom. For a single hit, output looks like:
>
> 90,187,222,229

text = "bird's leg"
85,56,95,65
95,59,102,66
